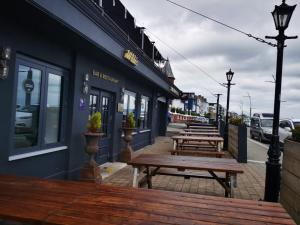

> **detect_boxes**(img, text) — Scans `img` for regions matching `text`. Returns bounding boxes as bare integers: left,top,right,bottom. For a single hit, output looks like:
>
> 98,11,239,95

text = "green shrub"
229,117,243,126
292,126,300,142
87,112,102,132
126,112,136,128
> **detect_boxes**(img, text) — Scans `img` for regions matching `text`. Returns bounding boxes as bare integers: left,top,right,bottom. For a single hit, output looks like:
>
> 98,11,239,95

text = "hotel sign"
92,70,119,84
123,50,138,66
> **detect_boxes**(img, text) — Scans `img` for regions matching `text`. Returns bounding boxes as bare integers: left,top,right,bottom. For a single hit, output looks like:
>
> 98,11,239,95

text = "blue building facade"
0,0,180,179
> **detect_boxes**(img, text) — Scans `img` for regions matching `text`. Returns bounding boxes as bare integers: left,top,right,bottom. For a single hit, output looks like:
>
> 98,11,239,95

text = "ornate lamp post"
223,69,235,150
264,0,297,202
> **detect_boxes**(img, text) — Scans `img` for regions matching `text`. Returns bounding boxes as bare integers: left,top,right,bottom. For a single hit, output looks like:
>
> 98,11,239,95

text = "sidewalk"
103,128,266,200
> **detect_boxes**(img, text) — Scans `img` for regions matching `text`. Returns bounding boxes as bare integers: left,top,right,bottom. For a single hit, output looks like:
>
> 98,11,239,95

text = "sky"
121,0,300,119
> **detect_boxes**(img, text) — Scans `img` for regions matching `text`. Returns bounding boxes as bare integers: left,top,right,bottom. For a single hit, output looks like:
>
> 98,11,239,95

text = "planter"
80,132,102,183
121,127,135,162
228,124,247,163
280,140,300,225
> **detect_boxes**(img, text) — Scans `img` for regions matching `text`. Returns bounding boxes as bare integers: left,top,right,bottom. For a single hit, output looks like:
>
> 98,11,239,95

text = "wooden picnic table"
180,131,220,136
0,175,295,225
184,128,219,132
189,126,217,129
172,135,224,151
128,154,243,198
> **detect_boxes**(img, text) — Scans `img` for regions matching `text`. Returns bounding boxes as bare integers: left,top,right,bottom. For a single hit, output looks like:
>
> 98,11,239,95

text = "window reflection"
14,65,41,149
123,90,136,126
45,73,62,144
140,96,149,129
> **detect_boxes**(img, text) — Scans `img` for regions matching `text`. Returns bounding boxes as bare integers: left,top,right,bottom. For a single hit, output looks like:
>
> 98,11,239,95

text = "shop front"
0,0,181,179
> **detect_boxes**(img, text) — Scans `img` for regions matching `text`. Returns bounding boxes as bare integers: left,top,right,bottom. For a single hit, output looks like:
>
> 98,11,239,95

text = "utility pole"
243,92,252,118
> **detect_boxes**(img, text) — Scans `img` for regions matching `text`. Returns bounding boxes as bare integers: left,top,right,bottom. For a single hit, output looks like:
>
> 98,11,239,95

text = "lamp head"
272,0,296,31
226,69,234,82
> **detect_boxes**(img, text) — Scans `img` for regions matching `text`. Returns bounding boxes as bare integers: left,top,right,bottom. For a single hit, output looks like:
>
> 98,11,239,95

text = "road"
246,127,283,163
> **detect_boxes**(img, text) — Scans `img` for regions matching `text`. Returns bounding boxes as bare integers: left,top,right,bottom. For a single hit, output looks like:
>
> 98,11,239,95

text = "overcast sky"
121,0,300,118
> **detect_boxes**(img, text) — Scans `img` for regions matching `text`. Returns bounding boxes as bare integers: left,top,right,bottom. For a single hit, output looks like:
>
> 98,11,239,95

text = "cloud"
121,0,300,118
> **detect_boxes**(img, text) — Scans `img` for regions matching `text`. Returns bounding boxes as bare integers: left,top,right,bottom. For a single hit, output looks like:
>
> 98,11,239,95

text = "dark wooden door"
89,89,114,164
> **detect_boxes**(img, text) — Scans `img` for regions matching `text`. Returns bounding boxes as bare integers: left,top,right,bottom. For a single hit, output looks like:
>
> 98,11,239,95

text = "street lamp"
215,94,222,130
264,0,297,202
223,69,235,150
243,92,252,118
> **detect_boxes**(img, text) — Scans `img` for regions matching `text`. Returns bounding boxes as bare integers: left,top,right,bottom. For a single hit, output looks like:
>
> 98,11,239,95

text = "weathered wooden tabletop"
180,131,220,136
128,154,241,173
184,128,219,132
0,175,295,225
172,135,224,142
189,126,218,129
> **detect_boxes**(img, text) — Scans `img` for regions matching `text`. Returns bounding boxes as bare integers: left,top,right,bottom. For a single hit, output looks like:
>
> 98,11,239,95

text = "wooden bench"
169,149,225,158
153,168,225,180
179,143,217,150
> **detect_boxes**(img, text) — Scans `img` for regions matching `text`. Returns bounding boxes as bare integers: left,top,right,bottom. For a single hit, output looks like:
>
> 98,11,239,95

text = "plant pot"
121,127,135,162
80,132,102,183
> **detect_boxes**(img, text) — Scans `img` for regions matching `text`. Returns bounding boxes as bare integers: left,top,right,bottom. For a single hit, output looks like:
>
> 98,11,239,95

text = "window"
13,56,66,153
140,96,149,129
123,90,136,125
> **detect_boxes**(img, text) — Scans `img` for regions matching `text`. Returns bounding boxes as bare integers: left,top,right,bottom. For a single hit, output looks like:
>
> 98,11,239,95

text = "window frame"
11,55,68,156
123,90,137,123
139,95,150,130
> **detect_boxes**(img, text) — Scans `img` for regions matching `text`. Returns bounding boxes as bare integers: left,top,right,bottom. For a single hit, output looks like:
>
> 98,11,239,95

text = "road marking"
247,160,265,164
247,138,269,150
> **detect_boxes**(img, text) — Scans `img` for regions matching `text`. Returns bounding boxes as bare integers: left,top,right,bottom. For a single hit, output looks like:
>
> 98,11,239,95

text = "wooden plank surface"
172,135,224,142
0,175,296,225
184,129,219,132
189,126,218,129
180,131,220,136
128,154,243,173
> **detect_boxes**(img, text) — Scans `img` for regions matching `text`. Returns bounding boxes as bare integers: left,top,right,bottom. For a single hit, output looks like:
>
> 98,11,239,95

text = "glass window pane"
129,95,135,114
45,73,62,144
140,96,149,129
14,65,41,149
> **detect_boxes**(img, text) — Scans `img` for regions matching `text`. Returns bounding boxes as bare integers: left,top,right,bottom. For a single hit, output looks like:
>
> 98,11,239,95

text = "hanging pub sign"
123,50,138,66
23,79,34,93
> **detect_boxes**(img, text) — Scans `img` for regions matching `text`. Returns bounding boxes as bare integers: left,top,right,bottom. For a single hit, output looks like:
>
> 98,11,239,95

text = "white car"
279,119,300,144
15,111,32,128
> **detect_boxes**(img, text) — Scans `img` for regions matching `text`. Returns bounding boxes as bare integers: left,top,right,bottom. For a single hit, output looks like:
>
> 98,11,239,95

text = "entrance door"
89,89,114,164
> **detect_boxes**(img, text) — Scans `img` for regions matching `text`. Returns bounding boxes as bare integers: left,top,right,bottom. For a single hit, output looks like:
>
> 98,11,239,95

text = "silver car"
279,119,300,144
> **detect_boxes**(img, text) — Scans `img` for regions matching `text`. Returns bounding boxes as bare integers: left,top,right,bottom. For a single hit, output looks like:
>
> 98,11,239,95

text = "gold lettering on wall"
92,70,119,84
123,50,138,66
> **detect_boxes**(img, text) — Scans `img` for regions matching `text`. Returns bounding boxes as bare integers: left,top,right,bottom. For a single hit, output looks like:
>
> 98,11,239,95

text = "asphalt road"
246,127,283,163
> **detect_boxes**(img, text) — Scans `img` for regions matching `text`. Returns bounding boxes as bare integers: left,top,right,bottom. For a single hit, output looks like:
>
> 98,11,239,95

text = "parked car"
250,113,273,142
279,119,300,144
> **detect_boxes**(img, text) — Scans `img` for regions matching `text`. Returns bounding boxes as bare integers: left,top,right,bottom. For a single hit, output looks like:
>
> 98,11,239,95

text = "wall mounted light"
82,73,89,95
0,47,11,80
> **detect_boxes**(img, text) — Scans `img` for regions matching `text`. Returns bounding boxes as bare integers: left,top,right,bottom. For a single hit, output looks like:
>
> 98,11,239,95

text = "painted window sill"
8,146,68,161
139,129,151,133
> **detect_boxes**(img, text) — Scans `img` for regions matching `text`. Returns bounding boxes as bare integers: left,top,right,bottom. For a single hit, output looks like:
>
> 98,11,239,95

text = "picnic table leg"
218,141,221,152
146,167,152,189
132,167,139,188
173,140,177,150
225,172,230,197
230,174,235,198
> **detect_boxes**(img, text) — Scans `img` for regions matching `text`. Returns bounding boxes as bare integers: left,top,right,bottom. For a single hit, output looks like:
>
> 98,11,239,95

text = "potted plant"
80,112,102,183
121,112,136,162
